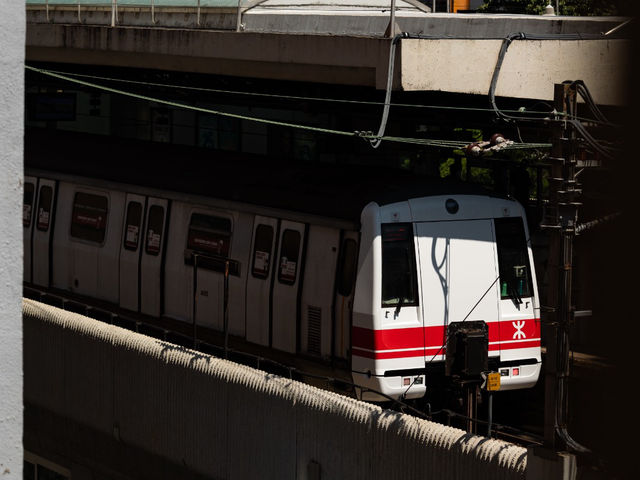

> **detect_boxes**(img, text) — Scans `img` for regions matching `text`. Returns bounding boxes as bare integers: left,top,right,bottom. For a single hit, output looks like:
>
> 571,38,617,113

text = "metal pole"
236,0,242,32
465,383,476,433
543,82,584,451
487,392,493,437
389,0,397,38
223,260,230,359
193,254,198,349
111,0,116,27
542,83,565,449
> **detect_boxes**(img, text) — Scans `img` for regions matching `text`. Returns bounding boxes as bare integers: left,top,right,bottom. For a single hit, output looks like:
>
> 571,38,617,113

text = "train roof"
25,127,504,223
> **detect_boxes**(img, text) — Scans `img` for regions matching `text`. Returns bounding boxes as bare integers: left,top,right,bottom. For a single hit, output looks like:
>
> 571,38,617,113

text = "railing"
27,0,247,31
27,0,432,34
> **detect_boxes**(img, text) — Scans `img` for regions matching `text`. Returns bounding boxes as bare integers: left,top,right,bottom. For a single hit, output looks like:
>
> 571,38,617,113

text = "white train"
23,165,541,401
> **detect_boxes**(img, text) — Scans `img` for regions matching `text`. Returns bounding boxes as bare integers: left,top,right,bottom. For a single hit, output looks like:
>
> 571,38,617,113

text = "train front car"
351,194,541,402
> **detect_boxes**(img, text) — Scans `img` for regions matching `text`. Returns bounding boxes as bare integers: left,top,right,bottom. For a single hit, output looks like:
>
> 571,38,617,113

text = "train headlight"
445,198,459,214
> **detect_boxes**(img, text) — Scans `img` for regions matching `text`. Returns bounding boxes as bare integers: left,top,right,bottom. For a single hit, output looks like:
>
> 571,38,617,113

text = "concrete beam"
26,24,629,105
400,38,629,106
26,24,390,88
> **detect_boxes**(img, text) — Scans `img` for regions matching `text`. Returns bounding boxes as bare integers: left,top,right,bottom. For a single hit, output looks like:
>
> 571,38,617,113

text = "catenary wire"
32,66,569,118
26,65,552,151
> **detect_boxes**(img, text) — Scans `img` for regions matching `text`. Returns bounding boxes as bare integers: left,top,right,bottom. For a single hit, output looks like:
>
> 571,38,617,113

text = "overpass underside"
26,4,629,106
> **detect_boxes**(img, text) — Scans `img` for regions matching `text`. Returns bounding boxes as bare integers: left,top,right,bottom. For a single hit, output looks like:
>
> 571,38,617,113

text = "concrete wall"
0,2,24,478
24,299,527,480
401,38,629,106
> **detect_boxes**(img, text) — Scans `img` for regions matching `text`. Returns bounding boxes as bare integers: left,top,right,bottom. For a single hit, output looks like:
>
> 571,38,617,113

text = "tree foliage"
477,0,627,16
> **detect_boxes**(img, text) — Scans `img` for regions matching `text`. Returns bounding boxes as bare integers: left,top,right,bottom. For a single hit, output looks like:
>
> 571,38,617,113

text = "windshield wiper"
509,284,523,306
394,295,405,318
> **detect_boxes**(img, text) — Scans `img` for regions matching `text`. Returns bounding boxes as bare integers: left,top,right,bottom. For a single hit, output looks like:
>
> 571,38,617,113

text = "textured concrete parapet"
24,298,527,479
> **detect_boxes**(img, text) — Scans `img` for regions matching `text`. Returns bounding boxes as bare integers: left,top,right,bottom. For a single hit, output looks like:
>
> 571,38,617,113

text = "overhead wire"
485,32,620,161
25,64,551,152
32,66,563,117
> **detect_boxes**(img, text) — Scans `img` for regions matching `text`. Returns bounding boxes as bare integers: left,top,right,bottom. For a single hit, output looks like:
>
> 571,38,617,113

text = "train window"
495,217,533,299
123,201,143,251
252,224,274,279
381,223,418,308
337,238,358,297
278,229,301,285
36,185,53,232
24,182,35,228
187,213,232,257
70,192,108,243
145,205,165,255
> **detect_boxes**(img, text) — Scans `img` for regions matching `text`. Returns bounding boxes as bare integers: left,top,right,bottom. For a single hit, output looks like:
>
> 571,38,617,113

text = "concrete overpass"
26,1,630,106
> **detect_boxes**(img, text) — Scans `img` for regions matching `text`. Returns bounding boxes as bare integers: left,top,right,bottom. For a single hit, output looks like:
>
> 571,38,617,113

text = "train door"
32,179,56,288
186,211,234,331
300,225,340,359
140,197,169,317
246,216,279,346
23,176,38,284
333,231,359,360
415,220,499,363
271,220,305,353
68,189,124,303
119,194,146,312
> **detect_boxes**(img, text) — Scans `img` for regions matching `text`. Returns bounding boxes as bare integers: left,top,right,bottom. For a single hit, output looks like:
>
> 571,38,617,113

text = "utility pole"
541,83,586,452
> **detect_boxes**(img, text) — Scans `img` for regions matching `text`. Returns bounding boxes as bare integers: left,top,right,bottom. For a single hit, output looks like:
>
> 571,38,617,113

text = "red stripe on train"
352,319,540,352
352,339,541,360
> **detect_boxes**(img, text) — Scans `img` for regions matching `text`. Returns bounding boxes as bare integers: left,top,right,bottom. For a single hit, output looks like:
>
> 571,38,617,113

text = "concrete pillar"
0,1,25,478
526,447,577,480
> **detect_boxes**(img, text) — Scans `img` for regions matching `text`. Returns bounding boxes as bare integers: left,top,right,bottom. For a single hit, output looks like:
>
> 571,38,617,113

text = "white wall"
0,2,24,478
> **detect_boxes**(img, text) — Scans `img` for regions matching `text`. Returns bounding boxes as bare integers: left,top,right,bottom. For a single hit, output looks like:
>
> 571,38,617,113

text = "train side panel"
51,182,73,292
97,190,125,303
32,178,57,288
333,231,359,360
271,220,306,353
245,216,279,346
163,202,241,333
351,202,379,383
300,225,340,359
51,183,125,303
23,176,38,284
227,210,253,338
119,193,147,312
163,201,191,322
140,197,169,317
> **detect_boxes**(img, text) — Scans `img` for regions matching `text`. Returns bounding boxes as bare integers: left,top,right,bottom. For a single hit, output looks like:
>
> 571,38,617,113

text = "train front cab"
351,195,542,402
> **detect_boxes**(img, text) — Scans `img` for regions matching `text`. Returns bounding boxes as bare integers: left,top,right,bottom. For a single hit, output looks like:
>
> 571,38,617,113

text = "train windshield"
495,217,533,299
381,223,418,308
